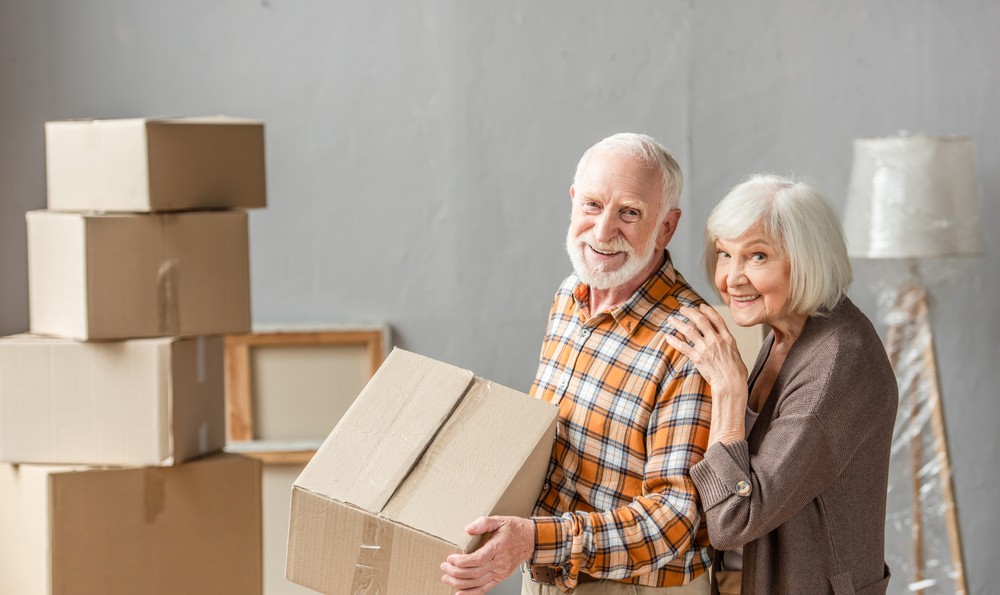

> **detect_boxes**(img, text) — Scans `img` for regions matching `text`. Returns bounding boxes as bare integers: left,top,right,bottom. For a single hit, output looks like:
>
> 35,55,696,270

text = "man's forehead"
575,163,659,203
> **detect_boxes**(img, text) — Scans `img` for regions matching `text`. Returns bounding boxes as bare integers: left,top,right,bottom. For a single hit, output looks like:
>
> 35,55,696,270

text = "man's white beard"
565,226,660,290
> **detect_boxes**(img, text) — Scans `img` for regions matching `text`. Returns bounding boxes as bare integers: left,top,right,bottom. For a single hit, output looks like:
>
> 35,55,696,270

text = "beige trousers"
520,569,709,595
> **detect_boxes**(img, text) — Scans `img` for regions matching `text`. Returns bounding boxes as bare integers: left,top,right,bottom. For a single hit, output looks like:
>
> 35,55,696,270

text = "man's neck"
588,251,667,315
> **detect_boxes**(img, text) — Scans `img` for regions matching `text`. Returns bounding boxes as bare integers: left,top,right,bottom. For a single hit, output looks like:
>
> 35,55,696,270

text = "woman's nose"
726,261,747,286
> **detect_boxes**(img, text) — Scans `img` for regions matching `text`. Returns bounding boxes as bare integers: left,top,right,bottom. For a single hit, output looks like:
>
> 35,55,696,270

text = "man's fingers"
446,549,490,569
456,581,501,595
465,515,500,535
441,558,488,578
440,565,492,590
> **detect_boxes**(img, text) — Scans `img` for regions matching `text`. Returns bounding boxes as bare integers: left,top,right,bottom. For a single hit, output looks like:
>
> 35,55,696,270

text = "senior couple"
440,133,897,595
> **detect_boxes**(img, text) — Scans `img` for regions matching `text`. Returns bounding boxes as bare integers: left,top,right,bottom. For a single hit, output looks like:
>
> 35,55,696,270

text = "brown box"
27,209,251,340
0,454,263,595
285,348,558,595
0,334,225,466
45,116,266,212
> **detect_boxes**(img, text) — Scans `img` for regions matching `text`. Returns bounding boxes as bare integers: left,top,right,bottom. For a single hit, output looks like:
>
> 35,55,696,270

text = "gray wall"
1,2,996,594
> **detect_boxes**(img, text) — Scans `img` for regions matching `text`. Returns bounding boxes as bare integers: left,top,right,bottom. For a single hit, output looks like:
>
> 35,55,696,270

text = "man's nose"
592,211,618,243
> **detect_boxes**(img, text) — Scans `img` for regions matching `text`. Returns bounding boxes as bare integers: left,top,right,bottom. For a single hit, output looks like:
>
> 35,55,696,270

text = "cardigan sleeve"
689,329,894,552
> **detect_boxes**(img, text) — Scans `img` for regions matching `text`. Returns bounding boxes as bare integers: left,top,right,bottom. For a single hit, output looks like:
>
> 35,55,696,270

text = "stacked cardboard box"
0,117,267,595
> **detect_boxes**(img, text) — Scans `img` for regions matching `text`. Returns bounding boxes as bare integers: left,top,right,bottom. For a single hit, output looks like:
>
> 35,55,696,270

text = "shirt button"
557,377,569,389
579,328,591,338
735,480,752,497
542,482,550,491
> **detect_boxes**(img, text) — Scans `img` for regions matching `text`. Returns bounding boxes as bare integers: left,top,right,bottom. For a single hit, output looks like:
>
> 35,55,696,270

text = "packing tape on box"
195,336,206,383
157,260,179,335
351,514,395,594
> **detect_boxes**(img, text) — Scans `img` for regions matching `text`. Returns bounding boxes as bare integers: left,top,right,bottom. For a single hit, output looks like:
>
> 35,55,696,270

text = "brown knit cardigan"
690,298,897,595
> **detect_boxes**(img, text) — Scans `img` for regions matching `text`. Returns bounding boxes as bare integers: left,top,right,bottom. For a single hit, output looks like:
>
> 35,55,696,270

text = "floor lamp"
844,135,984,594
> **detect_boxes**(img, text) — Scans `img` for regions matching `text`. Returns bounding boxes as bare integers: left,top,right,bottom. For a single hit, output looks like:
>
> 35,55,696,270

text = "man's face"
565,149,672,290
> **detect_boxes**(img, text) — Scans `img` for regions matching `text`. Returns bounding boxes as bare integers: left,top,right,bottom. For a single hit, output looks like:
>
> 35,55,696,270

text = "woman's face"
714,222,793,329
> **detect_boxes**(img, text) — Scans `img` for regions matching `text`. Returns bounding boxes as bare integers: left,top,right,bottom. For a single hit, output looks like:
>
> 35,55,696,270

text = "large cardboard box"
286,348,559,595
27,209,251,340
0,334,225,466
0,454,262,595
45,116,266,212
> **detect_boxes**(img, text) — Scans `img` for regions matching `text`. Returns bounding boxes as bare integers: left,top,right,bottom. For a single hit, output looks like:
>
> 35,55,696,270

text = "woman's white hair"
574,132,683,214
705,173,853,316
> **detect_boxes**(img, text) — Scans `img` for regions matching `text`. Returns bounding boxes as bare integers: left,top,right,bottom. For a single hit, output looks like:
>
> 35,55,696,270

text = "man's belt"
528,564,600,585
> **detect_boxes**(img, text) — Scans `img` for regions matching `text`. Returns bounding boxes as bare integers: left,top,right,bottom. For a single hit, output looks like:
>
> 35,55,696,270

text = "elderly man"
441,133,712,594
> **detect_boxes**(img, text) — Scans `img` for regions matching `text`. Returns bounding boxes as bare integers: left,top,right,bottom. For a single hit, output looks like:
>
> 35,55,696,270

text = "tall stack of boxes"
0,117,267,595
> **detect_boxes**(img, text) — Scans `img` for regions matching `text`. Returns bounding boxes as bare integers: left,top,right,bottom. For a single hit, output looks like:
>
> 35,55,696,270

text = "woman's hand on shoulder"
665,303,748,396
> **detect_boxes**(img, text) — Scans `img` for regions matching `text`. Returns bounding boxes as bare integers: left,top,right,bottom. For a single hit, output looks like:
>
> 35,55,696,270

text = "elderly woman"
663,174,897,595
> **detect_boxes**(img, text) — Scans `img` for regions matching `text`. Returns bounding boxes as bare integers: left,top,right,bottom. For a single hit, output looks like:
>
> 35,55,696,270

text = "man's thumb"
465,516,500,536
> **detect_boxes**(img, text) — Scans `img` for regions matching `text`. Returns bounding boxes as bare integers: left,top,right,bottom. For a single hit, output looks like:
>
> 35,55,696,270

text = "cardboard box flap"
295,348,474,513
382,379,558,548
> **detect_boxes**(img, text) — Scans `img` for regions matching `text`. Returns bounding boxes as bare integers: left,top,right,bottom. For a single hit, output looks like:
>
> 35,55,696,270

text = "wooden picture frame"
224,324,388,464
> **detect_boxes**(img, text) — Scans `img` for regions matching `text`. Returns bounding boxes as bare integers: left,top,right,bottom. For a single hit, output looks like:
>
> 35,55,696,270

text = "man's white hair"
573,132,683,214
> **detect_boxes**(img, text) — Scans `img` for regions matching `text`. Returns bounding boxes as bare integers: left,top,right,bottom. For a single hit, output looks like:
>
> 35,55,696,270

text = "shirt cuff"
530,516,570,565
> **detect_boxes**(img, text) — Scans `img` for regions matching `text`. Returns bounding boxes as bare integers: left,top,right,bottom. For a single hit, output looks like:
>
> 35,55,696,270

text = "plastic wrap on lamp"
844,136,985,259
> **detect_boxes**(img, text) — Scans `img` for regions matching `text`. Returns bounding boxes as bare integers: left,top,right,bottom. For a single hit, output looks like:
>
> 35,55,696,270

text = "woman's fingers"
680,304,723,335
663,332,693,359
668,314,699,338
698,303,732,333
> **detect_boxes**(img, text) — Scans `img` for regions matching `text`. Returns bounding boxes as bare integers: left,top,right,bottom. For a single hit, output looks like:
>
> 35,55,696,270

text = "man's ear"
658,208,682,248
569,184,576,203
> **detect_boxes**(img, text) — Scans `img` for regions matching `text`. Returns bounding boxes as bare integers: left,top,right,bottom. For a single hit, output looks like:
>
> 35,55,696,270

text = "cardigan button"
735,480,752,496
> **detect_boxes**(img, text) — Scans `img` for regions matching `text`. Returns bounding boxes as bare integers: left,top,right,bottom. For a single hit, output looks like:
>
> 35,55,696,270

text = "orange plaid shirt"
529,253,712,590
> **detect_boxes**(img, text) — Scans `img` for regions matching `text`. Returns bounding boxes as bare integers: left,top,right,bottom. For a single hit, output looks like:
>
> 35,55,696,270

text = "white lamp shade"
843,135,985,259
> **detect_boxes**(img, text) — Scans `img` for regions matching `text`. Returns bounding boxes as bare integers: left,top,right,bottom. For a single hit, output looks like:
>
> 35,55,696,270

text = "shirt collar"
571,250,678,335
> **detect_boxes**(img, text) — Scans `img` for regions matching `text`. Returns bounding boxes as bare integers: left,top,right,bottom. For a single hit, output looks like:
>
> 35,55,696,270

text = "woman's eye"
716,250,730,259
751,253,766,262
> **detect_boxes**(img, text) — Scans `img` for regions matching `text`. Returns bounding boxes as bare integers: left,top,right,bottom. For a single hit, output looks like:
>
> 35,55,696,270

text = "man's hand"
440,515,534,595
